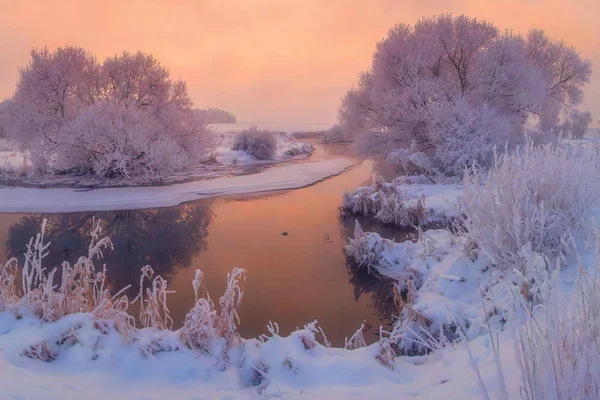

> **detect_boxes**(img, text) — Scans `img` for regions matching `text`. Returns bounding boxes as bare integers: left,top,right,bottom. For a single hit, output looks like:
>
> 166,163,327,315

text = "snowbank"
0,311,521,400
345,222,510,353
0,158,354,213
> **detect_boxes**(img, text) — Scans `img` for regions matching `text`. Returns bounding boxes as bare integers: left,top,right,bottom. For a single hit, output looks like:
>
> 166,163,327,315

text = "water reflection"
2,150,406,346
6,203,215,294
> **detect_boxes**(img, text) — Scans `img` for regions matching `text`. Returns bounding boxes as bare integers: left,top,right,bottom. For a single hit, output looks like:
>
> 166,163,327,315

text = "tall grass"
179,267,246,355
460,140,600,271
507,245,600,400
0,219,246,357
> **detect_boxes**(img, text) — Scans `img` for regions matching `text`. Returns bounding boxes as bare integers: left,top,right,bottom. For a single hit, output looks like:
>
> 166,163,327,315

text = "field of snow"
0,158,354,213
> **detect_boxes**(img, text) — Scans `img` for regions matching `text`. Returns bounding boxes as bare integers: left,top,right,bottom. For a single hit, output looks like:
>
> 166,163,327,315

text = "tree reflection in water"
339,214,417,338
6,201,215,296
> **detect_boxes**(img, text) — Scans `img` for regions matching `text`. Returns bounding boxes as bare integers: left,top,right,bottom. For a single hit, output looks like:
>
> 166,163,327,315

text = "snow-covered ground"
0,312,521,399
0,158,353,213
0,175,521,400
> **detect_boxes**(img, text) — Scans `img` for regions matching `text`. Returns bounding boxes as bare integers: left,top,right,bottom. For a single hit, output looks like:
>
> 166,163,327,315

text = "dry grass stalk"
345,323,367,350
0,258,19,311
393,284,432,327
136,265,174,330
0,219,137,340
180,268,247,355
297,321,329,350
376,329,396,370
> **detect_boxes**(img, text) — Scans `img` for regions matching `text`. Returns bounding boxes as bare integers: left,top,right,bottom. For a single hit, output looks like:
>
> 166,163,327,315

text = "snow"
0,311,522,399
2,138,598,399
0,158,354,213
399,182,462,219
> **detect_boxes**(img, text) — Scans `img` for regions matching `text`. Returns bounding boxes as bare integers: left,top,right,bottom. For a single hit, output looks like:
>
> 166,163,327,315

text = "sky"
0,0,598,124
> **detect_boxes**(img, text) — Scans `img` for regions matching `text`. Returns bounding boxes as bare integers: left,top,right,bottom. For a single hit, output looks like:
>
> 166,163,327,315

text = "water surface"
0,144,407,346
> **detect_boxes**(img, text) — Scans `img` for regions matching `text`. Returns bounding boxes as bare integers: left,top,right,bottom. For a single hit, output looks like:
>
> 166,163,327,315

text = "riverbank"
0,158,354,213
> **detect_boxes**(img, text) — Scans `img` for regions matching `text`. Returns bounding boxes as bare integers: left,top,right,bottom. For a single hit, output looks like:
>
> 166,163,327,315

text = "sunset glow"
0,0,598,123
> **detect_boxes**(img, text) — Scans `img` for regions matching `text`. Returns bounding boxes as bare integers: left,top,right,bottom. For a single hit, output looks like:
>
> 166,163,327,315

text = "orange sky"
0,0,598,124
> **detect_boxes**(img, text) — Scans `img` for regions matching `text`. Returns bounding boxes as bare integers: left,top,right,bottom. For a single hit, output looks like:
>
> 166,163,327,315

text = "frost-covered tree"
525,30,592,133
561,110,593,139
4,46,100,168
339,14,591,174
4,47,213,179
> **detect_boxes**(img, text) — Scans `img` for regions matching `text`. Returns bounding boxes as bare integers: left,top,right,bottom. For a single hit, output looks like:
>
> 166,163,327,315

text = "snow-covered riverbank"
0,158,354,213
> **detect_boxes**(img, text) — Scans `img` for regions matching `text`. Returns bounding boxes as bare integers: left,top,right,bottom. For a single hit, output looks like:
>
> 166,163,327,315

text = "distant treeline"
194,108,236,124
0,99,9,138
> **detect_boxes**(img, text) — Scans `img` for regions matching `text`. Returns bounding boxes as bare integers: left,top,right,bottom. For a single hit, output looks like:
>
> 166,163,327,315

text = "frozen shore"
0,158,353,213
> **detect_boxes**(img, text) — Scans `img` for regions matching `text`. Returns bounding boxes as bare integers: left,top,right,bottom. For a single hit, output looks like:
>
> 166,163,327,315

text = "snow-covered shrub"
179,270,219,354
344,220,429,286
283,143,315,157
232,127,277,160
345,221,505,355
0,218,249,360
294,321,330,350
0,219,137,340
460,140,600,270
